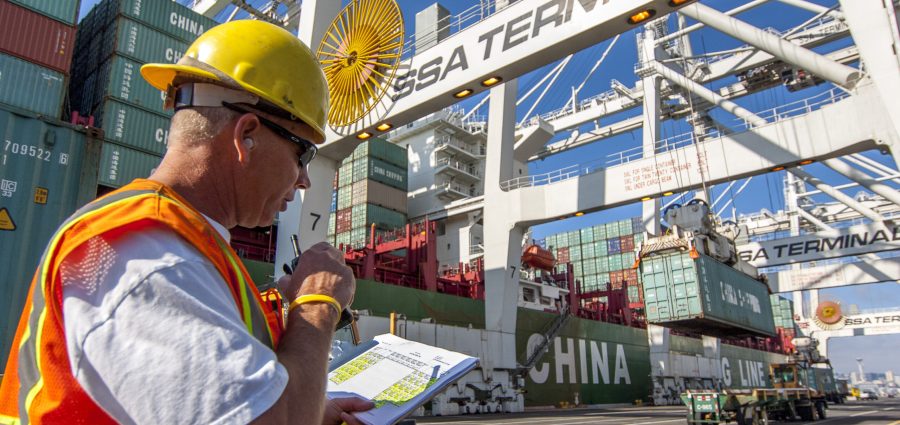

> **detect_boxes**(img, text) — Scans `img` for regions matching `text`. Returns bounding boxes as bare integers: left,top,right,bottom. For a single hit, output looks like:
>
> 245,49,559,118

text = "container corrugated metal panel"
582,242,595,259
0,107,101,368
567,230,580,246
633,232,644,244
570,245,582,262
335,208,352,234
593,225,606,240
607,237,621,254
557,233,569,247
99,99,170,154
573,261,582,276
91,55,168,116
98,141,161,187
327,213,336,234
0,1,76,74
605,222,620,238
607,253,623,270
353,138,407,168
0,53,65,117
349,179,407,214
580,227,594,244
594,240,607,256
622,252,636,269
98,0,218,43
640,253,776,337
337,186,352,210
354,157,407,190
556,247,569,264
351,204,406,230
620,235,635,252
335,231,350,247
101,17,188,67
596,256,609,273
338,162,353,187
8,0,79,24
618,219,632,236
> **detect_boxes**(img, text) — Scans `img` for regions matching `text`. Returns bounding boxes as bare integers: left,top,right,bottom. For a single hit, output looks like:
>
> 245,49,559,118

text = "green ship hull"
350,279,786,406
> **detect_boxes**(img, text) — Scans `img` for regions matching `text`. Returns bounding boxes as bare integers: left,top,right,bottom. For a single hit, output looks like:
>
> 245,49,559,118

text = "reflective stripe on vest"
1,181,281,423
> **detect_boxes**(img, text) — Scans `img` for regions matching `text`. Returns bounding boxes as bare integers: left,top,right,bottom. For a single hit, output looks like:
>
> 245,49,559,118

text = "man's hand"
279,242,355,309
322,397,375,425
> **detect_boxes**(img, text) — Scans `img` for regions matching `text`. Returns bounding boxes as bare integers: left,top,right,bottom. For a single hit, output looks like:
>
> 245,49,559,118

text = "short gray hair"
169,107,239,144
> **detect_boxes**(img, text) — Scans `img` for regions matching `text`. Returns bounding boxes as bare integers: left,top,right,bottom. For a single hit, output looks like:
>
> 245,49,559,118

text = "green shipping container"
0,107,102,368
605,222,620,238
607,253,623,271
90,55,168,116
353,137,407,168
102,17,189,67
570,245,582,262
352,157,407,191
337,187,352,210
97,0,219,43
582,243,595,259
351,203,406,231
622,252,636,269
618,219,632,236
9,0,78,25
99,142,161,187
0,53,65,118
596,256,609,273
338,162,353,187
99,99,171,155
640,252,776,337
594,240,607,257
557,233,569,247
593,225,606,240
580,227,594,244
567,230,580,246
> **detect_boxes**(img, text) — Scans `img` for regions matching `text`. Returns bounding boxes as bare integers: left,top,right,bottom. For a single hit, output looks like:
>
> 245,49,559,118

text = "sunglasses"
222,102,318,168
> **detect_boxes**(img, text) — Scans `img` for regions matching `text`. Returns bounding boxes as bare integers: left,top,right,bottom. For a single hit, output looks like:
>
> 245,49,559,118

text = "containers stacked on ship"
0,0,78,118
68,0,219,191
770,295,797,352
0,106,103,368
544,216,643,324
328,138,408,248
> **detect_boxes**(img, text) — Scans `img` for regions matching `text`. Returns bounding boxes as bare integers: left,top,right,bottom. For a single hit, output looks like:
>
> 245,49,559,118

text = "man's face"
236,111,315,228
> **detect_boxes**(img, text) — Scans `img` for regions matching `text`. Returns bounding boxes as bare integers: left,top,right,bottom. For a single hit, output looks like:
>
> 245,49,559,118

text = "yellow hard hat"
141,20,329,143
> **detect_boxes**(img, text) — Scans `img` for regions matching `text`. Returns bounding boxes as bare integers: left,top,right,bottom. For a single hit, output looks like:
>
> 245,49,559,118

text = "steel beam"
656,0,771,45
650,61,768,127
788,167,885,223
679,2,861,89
822,158,900,208
774,0,844,20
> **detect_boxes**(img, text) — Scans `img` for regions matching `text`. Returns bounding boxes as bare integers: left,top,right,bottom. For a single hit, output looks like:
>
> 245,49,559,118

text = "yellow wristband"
288,294,342,318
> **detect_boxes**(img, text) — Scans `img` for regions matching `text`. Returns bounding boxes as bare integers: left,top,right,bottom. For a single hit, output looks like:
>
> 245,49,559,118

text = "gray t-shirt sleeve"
61,230,288,425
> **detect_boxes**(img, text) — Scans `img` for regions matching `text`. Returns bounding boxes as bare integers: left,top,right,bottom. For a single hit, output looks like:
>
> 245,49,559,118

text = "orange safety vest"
0,179,284,424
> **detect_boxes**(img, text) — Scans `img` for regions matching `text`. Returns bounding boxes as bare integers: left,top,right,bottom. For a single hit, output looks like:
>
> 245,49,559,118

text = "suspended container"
98,141,161,187
0,53,65,118
0,107,102,368
0,1,76,74
8,0,79,25
640,252,776,338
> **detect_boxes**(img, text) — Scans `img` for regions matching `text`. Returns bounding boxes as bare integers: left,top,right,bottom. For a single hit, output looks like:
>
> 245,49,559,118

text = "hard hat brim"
141,62,327,144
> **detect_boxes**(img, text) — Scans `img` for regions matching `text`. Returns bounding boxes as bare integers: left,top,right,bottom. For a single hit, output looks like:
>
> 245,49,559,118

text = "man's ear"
233,113,261,164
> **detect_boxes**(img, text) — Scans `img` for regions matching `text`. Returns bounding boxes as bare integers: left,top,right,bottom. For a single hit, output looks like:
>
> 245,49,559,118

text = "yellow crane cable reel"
316,0,405,133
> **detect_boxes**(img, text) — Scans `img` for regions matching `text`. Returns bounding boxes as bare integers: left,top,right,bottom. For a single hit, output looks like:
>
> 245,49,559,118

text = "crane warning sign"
0,207,15,231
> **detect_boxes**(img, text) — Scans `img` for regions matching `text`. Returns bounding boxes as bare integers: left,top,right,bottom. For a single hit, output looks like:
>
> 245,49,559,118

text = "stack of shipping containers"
770,295,797,349
68,0,218,189
327,138,408,248
543,217,645,306
0,0,106,367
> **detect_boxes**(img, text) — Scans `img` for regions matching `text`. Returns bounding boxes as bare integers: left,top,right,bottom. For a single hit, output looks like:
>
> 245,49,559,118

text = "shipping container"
98,141,161,187
337,186,352,210
605,222,620,238
607,253,623,271
582,274,598,291
620,234,634,252
623,268,638,283
607,237,622,254
335,231,350,247
594,240,607,257
593,224,606,241
582,242,595,259
640,252,776,337
618,219,632,236
349,179,407,213
583,258,597,275
353,137,407,168
580,227,594,244
573,261,583,276
352,157,407,190
596,256,609,273
569,245,582,262
557,233,569,247
631,216,643,233
545,234,557,250
556,247,569,264
610,271,625,290
350,203,407,231
9,0,79,25
633,232,644,244
338,162,353,187
567,230,580,246
98,99,171,154
0,1,76,74
0,107,102,368
622,252,636,269
327,212,336,235
0,53,65,118
78,55,168,117
335,208,352,234
91,0,219,44
92,17,188,70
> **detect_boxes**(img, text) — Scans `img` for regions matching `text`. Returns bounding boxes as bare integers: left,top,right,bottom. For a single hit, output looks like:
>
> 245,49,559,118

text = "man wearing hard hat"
0,20,372,424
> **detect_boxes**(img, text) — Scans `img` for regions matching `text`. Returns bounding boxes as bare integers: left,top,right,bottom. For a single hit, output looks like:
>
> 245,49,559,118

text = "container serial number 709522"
4,140,53,162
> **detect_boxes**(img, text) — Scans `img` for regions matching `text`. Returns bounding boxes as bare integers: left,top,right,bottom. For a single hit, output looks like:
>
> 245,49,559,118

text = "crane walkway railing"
501,88,850,191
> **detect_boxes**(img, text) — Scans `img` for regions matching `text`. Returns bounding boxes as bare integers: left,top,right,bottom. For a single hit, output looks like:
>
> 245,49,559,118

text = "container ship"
1,0,886,416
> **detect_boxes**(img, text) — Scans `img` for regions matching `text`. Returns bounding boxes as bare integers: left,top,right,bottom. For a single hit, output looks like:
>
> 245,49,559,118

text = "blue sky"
76,0,899,375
